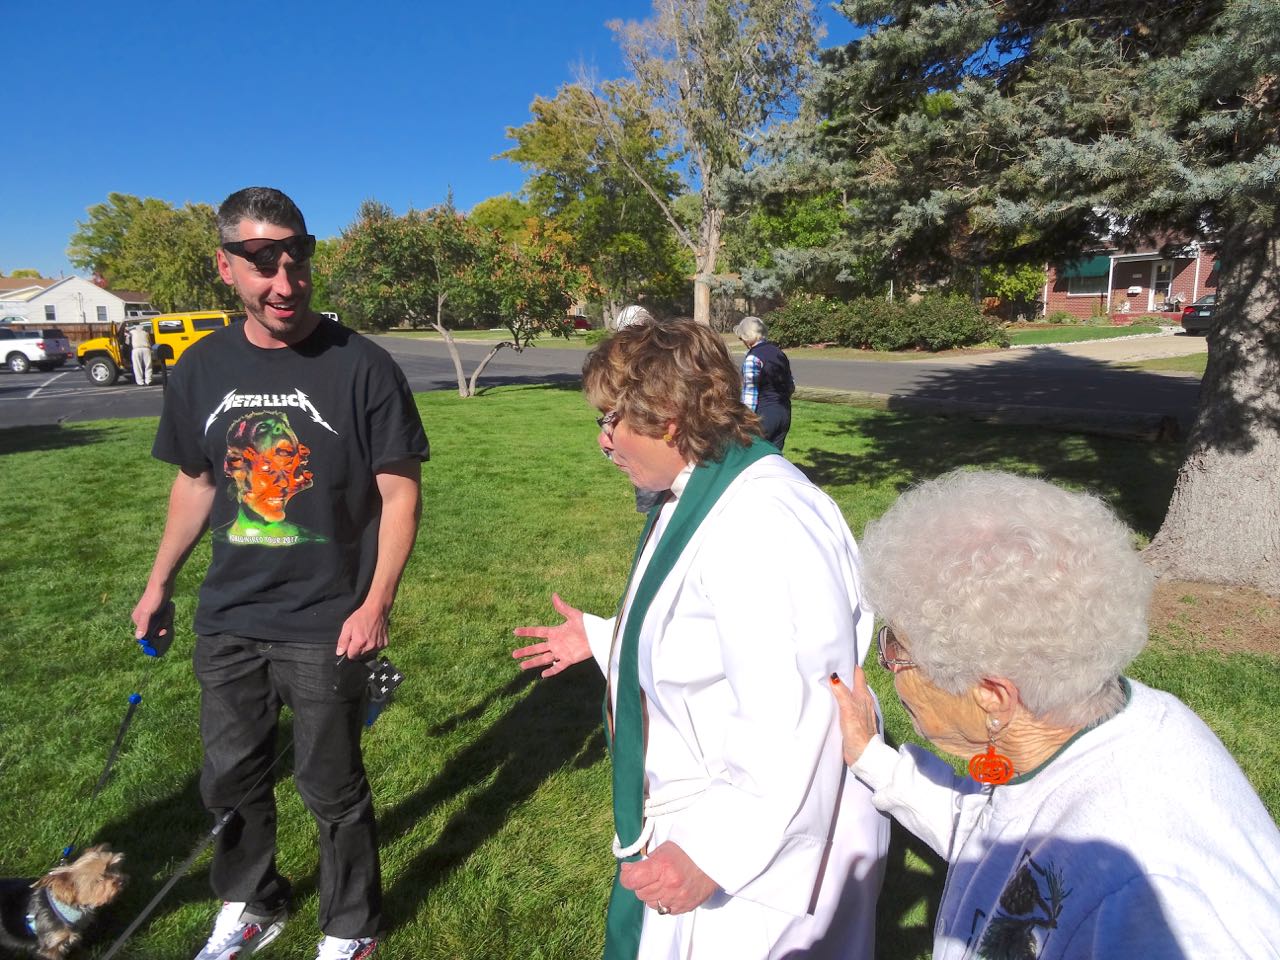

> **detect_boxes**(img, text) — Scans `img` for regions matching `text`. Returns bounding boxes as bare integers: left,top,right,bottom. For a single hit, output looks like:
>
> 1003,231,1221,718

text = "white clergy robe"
585,455,890,959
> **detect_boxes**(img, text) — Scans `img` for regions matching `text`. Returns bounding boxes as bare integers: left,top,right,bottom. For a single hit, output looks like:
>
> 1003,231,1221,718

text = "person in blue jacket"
733,316,794,451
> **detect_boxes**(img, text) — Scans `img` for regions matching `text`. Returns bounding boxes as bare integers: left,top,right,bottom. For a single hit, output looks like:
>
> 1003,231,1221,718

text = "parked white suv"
0,326,75,373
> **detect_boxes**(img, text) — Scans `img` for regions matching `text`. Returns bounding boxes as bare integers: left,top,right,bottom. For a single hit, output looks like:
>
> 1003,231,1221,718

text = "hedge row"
765,294,1009,352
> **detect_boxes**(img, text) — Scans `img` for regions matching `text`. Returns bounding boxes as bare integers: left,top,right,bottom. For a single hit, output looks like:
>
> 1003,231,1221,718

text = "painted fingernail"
830,672,840,685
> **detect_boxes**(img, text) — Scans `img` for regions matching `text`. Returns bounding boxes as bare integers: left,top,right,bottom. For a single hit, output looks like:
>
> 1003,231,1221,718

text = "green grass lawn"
1127,352,1208,376
0,389,1273,959
1006,323,1162,346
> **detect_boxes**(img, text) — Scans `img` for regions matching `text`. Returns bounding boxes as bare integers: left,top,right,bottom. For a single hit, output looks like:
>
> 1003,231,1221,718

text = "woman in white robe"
514,320,889,960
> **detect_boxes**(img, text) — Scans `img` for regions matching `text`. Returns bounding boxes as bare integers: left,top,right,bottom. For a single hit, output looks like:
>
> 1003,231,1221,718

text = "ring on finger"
656,900,670,915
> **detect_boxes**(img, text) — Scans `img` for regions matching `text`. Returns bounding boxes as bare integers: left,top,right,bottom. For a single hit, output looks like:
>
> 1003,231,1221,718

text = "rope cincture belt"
602,437,776,960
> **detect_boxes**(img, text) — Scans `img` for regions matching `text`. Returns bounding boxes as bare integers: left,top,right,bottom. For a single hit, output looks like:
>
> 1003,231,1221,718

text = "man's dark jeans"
195,635,381,939
759,403,791,452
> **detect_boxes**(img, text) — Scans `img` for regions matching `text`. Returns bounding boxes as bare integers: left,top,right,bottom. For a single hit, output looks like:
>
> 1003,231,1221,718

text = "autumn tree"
590,0,820,325
470,194,535,245
68,193,168,281
801,0,1280,592
503,81,687,320
328,201,592,397
68,193,238,310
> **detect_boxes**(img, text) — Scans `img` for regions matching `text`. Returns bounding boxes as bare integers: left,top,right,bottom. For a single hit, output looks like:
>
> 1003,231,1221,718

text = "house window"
1153,261,1174,304
1060,253,1110,296
97,306,108,323
44,305,56,322
1067,275,1108,296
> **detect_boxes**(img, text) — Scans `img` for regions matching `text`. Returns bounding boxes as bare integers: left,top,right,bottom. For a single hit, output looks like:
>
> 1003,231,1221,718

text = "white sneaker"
193,901,287,960
314,935,378,960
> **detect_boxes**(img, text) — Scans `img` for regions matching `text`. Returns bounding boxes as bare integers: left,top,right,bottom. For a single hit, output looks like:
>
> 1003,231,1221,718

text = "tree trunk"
466,342,515,396
692,202,724,327
432,321,470,398
693,277,713,327
1145,226,1280,595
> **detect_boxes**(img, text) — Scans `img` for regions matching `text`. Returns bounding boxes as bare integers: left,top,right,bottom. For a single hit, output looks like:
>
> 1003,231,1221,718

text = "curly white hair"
859,470,1153,728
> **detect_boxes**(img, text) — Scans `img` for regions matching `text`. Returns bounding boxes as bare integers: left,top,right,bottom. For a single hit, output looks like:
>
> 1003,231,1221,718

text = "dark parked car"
1181,293,1216,335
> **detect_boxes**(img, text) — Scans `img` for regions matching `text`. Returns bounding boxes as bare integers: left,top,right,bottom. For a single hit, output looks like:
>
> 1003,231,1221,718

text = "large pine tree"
802,0,1279,592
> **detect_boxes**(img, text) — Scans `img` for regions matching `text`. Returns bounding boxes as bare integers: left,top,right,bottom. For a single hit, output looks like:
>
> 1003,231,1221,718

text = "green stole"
602,436,777,960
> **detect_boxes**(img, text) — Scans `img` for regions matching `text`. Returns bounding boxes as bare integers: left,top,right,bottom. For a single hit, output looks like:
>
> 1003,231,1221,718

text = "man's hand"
619,841,719,916
340,461,421,660
132,586,172,640
512,593,592,678
337,601,390,659
830,666,879,767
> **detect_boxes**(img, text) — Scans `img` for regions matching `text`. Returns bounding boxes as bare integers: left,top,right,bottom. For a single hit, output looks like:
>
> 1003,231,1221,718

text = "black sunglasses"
221,234,316,273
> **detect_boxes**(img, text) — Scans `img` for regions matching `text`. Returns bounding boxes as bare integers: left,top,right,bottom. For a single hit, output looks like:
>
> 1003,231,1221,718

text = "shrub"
768,293,1007,351
904,295,1009,350
836,298,908,350
765,294,840,347
1046,310,1077,325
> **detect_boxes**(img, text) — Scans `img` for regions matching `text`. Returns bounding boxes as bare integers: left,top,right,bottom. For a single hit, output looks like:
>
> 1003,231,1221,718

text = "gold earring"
663,432,673,443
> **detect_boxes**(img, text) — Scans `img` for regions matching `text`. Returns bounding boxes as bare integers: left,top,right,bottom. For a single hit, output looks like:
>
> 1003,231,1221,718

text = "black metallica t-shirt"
153,319,430,644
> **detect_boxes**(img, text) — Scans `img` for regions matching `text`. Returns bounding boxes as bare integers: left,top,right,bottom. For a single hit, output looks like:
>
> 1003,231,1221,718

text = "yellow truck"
77,310,242,385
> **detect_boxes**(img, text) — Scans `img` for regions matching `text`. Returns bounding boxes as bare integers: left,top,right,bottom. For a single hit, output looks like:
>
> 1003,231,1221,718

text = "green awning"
1060,254,1111,279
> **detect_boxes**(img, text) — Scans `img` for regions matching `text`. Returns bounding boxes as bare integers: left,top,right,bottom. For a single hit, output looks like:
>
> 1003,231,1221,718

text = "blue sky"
3,1,856,279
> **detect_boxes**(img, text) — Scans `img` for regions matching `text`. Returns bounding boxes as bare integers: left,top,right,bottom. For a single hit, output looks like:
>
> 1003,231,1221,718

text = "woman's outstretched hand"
512,592,592,678
830,666,879,767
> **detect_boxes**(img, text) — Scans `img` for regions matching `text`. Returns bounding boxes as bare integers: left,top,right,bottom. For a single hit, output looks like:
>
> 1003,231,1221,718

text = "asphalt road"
0,335,1200,430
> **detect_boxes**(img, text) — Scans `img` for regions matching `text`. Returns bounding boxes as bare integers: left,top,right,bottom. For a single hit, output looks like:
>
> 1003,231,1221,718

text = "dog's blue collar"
27,886,87,932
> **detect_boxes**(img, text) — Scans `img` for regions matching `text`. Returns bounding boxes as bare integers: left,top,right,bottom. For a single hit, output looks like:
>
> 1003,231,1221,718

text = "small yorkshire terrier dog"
0,846,126,959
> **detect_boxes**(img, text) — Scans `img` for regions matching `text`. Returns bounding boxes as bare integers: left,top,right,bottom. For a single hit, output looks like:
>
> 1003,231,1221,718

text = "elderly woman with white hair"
831,470,1280,959
733,316,794,451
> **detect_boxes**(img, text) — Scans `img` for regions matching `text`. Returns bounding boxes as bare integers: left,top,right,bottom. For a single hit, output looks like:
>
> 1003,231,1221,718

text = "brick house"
1042,242,1217,321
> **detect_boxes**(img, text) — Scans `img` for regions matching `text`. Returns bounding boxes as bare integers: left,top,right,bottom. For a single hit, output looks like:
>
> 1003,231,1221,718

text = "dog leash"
97,737,294,960
59,602,176,864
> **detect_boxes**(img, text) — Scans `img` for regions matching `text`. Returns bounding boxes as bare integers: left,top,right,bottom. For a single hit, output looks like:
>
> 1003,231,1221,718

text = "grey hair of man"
733,316,766,345
614,304,655,330
216,187,307,243
859,470,1153,729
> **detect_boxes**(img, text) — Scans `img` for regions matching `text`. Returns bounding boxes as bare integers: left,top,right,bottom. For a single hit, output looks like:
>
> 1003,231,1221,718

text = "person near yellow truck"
77,310,243,385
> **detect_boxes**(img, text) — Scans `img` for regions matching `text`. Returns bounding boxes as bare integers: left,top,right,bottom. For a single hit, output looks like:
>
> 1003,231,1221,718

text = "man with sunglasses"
131,187,429,960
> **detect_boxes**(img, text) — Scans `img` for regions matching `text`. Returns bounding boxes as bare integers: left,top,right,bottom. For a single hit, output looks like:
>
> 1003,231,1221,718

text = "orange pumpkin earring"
969,717,1014,785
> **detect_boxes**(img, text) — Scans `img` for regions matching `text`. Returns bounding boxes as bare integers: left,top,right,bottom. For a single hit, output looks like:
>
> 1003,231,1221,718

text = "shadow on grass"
903,349,1199,421
795,411,1181,540
87,718,324,954
380,665,606,931
0,424,116,455
474,374,582,396
874,820,945,960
